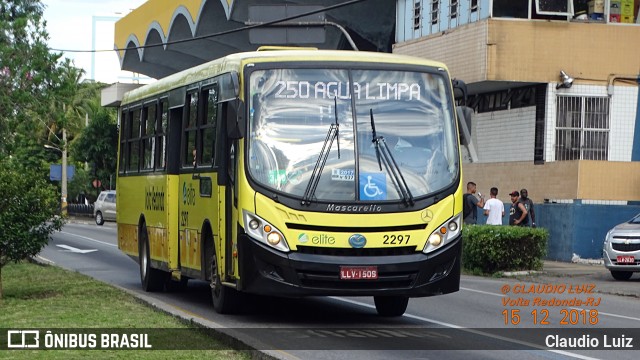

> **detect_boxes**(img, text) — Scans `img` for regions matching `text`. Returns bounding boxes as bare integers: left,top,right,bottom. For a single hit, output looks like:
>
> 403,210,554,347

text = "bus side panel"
148,226,168,266
118,223,138,258
167,174,180,273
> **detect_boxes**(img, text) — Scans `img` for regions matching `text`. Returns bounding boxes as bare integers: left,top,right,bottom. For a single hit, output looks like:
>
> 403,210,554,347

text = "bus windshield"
247,67,458,203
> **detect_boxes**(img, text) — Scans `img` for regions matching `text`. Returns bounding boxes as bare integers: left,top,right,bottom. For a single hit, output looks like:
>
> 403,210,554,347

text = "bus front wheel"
139,223,165,292
209,246,239,314
374,296,409,317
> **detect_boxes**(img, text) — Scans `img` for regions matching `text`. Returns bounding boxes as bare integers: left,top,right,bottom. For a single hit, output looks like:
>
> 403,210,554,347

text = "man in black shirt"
508,190,528,226
463,182,485,224
519,188,536,227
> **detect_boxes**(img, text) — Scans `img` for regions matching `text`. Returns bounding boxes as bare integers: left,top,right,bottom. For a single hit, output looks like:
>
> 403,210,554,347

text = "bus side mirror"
456,106,473,146
226,99,245,139
451,78,472,146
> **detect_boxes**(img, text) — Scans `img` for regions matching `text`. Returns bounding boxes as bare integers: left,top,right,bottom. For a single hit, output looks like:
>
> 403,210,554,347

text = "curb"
29,256,288,359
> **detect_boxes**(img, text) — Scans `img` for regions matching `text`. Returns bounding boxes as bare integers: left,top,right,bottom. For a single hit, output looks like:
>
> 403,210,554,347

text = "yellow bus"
117,48,469,317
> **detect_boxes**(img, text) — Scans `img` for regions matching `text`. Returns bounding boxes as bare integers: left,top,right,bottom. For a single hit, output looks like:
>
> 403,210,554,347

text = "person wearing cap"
519,188,536,227
508,190,528,226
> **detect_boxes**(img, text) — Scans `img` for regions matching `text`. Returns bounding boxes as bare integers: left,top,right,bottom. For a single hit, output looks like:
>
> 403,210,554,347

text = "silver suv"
603,213,640,280
94,190,116,225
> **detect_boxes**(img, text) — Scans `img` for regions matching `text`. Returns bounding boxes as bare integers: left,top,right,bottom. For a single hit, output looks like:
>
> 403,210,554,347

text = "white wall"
609,86,639,161
473,106,536,163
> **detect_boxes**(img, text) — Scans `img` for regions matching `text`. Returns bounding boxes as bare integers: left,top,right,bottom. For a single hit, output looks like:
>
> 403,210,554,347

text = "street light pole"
44,129,68,216
61,128,68,216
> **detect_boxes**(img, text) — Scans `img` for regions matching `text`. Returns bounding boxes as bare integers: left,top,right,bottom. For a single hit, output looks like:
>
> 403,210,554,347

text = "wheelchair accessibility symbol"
360,173,386,200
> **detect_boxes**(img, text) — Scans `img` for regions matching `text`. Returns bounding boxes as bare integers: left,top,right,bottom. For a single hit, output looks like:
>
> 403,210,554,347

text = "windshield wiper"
370,109,414,207
301,98,340,205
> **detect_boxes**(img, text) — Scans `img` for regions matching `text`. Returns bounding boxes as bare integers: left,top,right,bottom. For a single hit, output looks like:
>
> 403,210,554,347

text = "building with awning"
114,0,396,79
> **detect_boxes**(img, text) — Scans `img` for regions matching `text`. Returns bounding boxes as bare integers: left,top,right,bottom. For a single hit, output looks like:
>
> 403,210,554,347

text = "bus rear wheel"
374,296,409,317
210,246,240,314
139,223,165,292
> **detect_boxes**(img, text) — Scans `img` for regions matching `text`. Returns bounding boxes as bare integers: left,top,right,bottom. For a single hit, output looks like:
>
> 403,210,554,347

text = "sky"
42,0,149,84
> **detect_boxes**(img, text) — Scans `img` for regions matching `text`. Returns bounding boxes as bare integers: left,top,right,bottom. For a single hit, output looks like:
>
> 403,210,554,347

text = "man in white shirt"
483,187,504,225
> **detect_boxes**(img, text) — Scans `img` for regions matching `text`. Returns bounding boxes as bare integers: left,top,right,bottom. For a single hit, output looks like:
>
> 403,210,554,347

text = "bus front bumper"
237,234,461,297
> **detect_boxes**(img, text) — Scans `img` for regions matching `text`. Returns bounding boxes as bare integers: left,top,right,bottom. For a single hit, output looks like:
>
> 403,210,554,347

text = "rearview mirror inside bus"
226,99,245,139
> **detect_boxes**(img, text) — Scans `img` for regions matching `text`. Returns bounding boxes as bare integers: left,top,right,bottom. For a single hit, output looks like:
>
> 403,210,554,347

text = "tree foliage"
70,106,119,192
0,0,63,157
0,158,65,298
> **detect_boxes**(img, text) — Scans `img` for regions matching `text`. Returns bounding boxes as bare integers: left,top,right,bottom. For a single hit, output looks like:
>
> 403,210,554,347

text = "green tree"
71,107,119,193
0,0,63,157
0,158,64,299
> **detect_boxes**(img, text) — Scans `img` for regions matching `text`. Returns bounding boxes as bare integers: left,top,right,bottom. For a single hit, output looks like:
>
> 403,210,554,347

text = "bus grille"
295,246,416,256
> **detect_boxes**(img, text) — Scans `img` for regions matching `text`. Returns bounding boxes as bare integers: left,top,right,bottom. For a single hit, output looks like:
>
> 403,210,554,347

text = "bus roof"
120,49,449,106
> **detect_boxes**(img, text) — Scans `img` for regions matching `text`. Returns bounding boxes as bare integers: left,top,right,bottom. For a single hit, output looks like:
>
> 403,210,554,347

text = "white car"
603,213,640,280
93,190,116,225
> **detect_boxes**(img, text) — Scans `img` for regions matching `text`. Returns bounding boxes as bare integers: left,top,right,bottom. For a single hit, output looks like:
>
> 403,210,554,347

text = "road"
36,221,640,360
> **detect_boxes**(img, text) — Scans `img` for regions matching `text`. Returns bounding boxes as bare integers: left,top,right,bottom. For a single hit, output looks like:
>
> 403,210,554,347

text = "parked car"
603,213,640,280
94,190,116,226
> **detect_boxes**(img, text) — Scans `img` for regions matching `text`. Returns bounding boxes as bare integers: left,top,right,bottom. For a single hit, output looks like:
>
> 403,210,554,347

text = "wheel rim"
141,241,148,279
96,213,102,223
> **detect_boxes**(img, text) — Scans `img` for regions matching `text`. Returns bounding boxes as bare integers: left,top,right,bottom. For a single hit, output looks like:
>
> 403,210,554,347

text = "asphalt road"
34,221,640,360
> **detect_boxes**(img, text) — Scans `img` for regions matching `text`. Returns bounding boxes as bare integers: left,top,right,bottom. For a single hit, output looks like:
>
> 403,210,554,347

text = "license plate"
617,255,635,264
340,266,378,280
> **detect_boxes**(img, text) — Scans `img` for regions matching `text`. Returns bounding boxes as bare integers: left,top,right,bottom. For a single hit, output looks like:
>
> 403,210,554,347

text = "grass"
0,261,252,359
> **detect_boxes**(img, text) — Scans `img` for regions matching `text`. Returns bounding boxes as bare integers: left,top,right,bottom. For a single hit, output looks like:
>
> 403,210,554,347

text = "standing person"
508,190,528,226
519,188,536,227
463,182,485,225
483,187,504,225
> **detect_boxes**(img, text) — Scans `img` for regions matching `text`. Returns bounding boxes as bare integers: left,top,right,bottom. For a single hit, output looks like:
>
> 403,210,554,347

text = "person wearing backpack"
463,181,485,225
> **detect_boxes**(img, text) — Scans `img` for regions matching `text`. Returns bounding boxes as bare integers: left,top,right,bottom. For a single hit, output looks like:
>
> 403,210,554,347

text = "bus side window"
127,108,141,173
200,86,218,166
155,100,168,170
141,103,156,171
118,110,129,174
183,91,198,167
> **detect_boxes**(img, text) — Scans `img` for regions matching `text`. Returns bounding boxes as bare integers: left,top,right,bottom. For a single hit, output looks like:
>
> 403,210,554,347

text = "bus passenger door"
217,101,241,284
165,104,184,278
223,140,238,280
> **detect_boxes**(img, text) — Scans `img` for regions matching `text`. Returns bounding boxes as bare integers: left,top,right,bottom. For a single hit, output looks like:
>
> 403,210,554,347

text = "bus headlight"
243,210,290,252
267,232,282,246
423,213,462,254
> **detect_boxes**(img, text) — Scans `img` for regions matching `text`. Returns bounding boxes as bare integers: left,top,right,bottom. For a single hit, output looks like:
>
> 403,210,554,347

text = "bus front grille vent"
295,246,416,256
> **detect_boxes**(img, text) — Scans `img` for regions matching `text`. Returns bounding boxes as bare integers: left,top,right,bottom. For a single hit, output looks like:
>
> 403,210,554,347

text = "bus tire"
210,244,239,314
374,296,409,317
139,223,165,292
